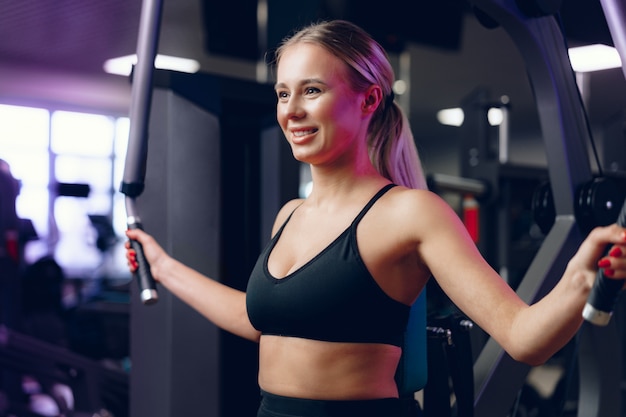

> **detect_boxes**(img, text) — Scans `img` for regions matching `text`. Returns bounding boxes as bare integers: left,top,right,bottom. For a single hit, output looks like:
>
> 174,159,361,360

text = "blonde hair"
274,20,427,190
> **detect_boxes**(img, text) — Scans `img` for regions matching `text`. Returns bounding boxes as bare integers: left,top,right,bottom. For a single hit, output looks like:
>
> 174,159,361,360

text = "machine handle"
583,199,626,325
128,218,158,305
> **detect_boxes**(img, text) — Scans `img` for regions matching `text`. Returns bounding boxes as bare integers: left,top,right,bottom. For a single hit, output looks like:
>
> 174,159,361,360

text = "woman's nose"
283,97,304,119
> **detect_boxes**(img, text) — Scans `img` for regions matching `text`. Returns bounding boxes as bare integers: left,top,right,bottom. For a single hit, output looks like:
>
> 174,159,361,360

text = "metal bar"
120,0,163,199
119,0,164,305
472,216,582,416
427,173,489,197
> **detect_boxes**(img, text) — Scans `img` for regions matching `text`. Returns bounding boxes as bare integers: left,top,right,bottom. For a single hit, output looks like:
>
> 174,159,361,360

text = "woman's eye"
305,87,320,95
277,91,289,100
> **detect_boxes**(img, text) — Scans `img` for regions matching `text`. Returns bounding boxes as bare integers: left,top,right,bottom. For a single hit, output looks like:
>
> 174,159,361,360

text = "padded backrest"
395,288,427,396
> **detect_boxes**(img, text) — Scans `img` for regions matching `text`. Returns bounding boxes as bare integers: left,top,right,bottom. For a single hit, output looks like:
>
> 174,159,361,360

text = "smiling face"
275,42,375,167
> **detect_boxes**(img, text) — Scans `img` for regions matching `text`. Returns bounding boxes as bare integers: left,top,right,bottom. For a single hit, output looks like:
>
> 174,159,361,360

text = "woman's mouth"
290,128,318,143
292,128,317,137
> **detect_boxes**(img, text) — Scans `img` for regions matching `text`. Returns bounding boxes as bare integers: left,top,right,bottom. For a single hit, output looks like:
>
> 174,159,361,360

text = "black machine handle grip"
582,199,626,326
128,218,158,305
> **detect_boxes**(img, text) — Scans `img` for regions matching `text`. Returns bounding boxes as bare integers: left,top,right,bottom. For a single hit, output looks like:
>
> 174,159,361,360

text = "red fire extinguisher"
463,194,479,244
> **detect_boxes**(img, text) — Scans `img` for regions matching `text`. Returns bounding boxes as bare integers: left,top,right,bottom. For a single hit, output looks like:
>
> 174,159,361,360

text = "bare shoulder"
378,186,467,242
271,198,305,235
385,186,460,221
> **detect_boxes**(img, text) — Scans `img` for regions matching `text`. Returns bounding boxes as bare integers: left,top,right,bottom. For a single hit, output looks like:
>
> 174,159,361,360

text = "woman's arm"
126,228,261,342
408,190,626,365
124,198,304,342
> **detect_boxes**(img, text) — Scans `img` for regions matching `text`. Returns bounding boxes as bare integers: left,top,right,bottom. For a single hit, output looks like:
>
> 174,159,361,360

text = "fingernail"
610,247,622,257
598,259,611,268
604,268,615,277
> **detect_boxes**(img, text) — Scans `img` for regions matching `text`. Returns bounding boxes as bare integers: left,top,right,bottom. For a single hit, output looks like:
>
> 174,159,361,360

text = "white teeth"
293,129,315,137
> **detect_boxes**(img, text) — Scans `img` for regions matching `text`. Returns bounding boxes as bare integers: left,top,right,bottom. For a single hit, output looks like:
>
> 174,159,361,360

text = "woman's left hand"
570,223,626,288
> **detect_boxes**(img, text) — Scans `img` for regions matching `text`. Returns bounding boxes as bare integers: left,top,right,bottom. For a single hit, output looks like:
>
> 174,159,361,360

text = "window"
0,104,130,278
0,104,50,237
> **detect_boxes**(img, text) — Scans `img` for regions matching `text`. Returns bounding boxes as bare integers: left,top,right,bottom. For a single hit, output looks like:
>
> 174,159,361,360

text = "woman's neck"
305,166,389,209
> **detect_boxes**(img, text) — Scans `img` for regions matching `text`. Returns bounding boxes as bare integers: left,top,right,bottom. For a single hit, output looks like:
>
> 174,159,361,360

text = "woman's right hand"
125,228,168,282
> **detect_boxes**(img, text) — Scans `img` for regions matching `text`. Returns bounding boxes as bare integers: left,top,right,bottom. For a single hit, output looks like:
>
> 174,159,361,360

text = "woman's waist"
258,335,402,400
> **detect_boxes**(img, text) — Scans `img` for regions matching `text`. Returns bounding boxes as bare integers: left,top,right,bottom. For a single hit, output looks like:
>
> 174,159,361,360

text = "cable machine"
122,0,626,416
464,1,626,416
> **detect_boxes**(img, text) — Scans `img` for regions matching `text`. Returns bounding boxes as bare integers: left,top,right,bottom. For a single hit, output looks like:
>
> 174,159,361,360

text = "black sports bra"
246,184,410,347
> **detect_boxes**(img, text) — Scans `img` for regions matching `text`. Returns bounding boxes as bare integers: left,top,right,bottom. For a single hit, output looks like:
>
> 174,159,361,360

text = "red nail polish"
610,247,622,257
604,268,615,277
598,259,611,268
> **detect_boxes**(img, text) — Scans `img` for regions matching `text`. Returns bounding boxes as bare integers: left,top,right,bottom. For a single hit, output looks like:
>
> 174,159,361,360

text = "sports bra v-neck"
246,184,410,347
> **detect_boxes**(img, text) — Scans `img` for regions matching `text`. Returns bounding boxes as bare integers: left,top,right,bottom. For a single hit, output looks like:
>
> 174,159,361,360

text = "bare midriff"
258,335,402,400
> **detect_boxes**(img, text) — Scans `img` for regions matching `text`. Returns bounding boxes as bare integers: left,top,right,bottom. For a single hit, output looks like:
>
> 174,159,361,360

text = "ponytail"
368,98,427,190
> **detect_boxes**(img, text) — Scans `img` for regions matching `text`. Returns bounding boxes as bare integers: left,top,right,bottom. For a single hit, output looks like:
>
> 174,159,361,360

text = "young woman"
126,20,626,417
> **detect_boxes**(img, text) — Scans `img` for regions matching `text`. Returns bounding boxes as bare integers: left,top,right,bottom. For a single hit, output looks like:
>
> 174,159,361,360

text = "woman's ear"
362,85,383,114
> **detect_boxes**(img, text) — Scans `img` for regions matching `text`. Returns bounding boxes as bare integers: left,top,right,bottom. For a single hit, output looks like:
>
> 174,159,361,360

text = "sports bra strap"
276,184,396,236
351,184,397,227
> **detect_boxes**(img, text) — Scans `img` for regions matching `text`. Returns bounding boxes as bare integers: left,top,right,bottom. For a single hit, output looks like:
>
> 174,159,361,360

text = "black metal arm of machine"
465,0,625,416
119,0,164,305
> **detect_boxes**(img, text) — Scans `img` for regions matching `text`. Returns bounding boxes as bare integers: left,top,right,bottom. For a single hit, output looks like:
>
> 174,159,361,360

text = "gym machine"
122,0,626,415
464,0,626,416
0,325,128,416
